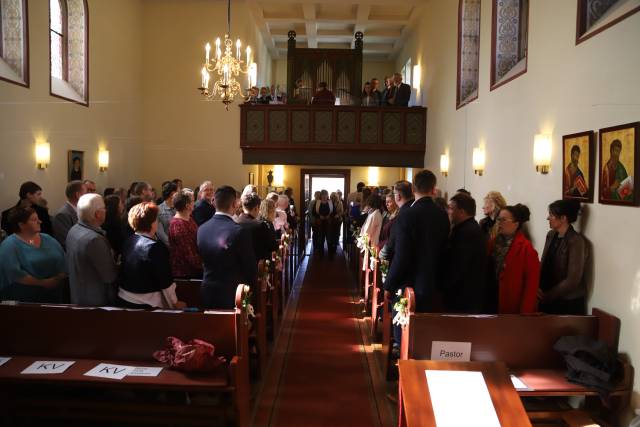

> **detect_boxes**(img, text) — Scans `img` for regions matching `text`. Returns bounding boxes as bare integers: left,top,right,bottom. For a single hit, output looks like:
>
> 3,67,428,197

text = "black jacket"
192,199,216,226
197,214,257,309
120,234,173,294
442,217,487,313
237,213,278,261
384,197,450,311
394,83,411,107
379,200,413,261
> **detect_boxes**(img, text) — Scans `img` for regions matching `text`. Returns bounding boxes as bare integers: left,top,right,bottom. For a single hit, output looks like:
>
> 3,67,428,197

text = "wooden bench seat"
0,285,251,427
396,287,632,424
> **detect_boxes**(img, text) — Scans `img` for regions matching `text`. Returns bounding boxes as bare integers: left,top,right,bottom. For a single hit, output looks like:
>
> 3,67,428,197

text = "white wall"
140,0,272,191
0,0,144,211
398,0,640,415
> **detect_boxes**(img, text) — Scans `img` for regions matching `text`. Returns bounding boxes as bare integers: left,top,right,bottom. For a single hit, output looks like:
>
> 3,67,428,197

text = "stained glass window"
457,0,481,108
491,0,529,89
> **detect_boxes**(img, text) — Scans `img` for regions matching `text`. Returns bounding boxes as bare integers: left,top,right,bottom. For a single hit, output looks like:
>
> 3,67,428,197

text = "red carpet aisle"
253,247,381,427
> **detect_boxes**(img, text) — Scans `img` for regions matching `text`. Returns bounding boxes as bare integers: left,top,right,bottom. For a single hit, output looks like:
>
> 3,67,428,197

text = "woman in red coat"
487,204,540,314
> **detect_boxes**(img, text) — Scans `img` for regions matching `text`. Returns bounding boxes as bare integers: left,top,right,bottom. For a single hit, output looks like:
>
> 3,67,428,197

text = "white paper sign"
84,363,136,380
21,360,75,374
0,357,11,367
128,367,163,377
431,341,472,361
425,370,501,427
510,375,533,391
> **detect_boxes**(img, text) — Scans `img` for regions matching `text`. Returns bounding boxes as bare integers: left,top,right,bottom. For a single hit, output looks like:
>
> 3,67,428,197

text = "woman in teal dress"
0,207,67,303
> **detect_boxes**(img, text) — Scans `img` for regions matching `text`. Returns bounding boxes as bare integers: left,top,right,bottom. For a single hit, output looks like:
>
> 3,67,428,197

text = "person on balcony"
311,82,335,105
388,73,411,107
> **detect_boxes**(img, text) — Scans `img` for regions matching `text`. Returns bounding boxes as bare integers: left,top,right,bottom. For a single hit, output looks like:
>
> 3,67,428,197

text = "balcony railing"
240,104,427,167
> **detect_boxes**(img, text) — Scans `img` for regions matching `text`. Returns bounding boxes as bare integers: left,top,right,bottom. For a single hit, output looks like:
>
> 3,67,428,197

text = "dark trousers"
313,218,330,254
540,297,586,315
201,283,236,310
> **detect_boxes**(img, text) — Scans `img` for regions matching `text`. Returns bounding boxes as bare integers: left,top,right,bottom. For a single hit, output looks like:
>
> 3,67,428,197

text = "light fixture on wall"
472,147,485,176
368,166,380,186
533,134,552,174
198,0,252,110
440,154,449,177
406,167,413,182
35,140,50,169
412,64,421,90
273,165,284,186
98,148,109,172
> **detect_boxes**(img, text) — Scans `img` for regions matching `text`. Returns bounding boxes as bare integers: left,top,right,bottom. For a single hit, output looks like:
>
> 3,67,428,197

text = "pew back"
0,303,241,362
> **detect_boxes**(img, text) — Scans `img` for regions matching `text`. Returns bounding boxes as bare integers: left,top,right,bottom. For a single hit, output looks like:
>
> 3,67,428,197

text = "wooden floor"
252,244,395,427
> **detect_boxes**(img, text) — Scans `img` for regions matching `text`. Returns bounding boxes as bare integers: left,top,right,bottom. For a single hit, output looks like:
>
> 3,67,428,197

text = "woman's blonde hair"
484,191,507,212
259,198,276,222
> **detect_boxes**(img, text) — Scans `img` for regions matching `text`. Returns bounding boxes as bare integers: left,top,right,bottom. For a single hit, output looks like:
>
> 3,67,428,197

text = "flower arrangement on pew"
262,261,273,290
379,259,389,283
241,284,255,324
282,232,290,248
392,289,409,327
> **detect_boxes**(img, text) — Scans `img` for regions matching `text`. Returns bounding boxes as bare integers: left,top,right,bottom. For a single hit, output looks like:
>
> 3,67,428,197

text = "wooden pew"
175,277,269,380
368,257,382,339
0,285,251,427
398,287,633,424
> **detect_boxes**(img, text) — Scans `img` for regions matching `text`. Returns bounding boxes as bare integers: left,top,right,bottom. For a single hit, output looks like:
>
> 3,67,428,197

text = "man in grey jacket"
52,180,86,248
66,193,118,306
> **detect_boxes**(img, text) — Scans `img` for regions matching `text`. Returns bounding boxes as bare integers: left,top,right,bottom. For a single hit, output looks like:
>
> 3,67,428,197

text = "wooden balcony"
240,104,427,167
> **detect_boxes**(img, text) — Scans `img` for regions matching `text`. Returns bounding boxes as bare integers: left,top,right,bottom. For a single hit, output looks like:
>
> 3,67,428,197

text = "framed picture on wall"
598,122,640,206
562,130,595,203
68,150,84,182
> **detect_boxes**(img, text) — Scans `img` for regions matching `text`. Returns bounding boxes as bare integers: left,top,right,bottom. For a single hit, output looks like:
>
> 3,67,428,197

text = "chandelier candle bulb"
246,46,251,65
205,43,211,63
236,39,241,59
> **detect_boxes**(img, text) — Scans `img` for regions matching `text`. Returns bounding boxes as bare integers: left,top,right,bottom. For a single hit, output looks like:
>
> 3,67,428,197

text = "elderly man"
389,72,411,107
83,179,97,194
66,193,118,306
52,180,87,247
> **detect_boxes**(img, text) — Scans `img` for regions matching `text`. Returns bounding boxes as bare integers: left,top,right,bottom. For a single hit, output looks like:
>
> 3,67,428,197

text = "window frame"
490,0,529,92
575,0,640,45
0,0,30,88
49,0,89,107
50,0,68,81
456,0,481,109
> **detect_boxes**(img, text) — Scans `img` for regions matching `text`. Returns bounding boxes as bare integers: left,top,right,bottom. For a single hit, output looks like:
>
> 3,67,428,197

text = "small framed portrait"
248,171,255,185
68,150,84,182
598,121,640,206
562,131,595,203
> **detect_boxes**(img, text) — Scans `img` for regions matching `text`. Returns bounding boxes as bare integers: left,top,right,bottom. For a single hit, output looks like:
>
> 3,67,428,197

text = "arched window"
50,0,88,105
576,0,640,44
0,0,29,87
457,0,481,108
490,0,529,91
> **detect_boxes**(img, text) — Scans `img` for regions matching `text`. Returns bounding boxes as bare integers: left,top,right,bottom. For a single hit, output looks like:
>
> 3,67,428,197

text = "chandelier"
198,0,253,110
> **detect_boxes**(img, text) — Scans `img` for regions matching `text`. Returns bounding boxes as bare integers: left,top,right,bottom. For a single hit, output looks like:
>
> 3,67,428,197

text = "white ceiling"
246,0,423,61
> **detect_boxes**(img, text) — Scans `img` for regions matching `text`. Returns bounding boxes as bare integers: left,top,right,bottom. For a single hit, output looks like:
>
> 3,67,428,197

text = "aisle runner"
269,248,378,427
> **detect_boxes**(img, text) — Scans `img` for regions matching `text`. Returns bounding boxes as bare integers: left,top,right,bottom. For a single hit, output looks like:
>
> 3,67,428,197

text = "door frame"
299,168,351,238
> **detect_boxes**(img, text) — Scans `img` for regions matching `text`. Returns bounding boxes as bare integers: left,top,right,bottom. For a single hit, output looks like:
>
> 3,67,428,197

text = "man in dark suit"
197,186,257,309
379,180,413,262
390,72,411,107
442,193,487,313
384,170,450,312
236,192,278,261
52,180,87,248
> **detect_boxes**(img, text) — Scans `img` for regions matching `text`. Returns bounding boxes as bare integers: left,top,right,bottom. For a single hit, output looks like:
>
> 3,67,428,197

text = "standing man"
198,186,257,309
442,193,487,313
379,180,413,261
1,182,52,236
384,170,449,312
390,72,411,107
83,180,97,194
52,180,87,248
66,194,118,306
370,78,383,106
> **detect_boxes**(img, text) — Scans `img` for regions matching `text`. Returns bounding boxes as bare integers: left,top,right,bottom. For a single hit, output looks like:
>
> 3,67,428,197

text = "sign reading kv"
21,361,75,374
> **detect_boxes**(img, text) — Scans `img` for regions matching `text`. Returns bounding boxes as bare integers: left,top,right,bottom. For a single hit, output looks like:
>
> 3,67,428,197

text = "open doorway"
300,169,351,253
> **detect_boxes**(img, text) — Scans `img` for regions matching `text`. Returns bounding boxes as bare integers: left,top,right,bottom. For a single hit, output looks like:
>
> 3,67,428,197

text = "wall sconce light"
406,167,413,182
35,140,50,169
273,164,284,186
368,166,379,186
472,147,485,176
98,149,110,172
440,154,449,177
533,134,552,174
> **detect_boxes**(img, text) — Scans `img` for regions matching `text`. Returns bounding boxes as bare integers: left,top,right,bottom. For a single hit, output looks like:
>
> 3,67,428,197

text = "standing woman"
487,204,540,314
102,194,126,260
328,192,344,257
0,207,67,303
259,198,278,246
360,194,384,251
378,192,399,251
312,190,333,257
479,191,506,239
539,200,587,315
169,190,203,279
361,81,376,106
